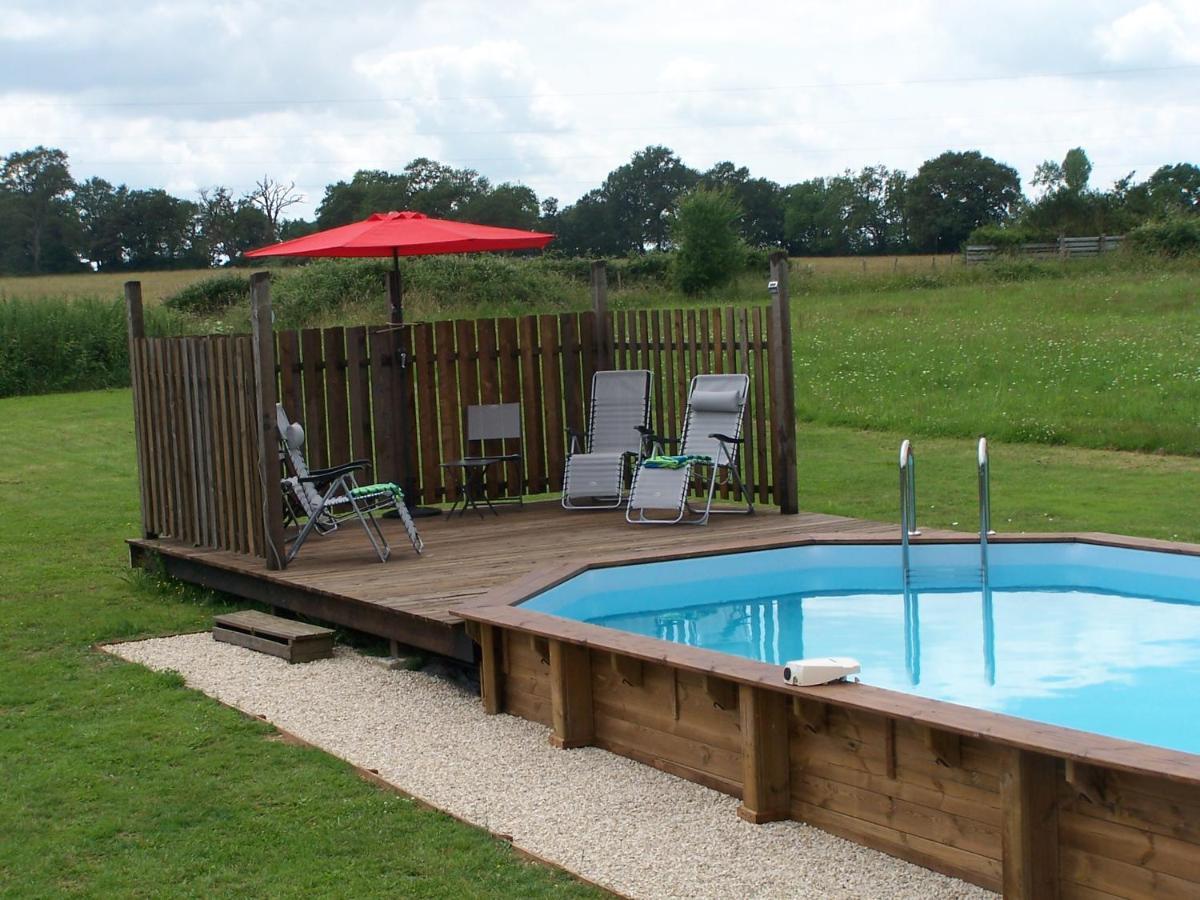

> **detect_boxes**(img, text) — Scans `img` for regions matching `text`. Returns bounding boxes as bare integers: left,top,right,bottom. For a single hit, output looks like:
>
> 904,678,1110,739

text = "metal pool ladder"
899,440,919,577
978,436,995,577
900,437,996,583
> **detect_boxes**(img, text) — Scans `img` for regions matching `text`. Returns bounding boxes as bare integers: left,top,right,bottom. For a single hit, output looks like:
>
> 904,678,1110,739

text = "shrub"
965,225,1055,250
1126,218,1200,257
163,273,249,315
0,297,180,397
270,259,392,325
670,188,746,295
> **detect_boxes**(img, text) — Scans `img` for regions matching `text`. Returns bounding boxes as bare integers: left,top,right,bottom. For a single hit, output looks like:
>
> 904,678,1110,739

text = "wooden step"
213,610,334,663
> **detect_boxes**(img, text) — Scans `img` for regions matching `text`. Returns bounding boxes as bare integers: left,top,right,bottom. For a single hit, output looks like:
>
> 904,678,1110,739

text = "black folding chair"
440,403,523,517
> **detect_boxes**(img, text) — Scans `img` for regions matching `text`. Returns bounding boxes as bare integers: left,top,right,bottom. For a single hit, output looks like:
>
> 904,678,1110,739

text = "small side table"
440,454,522,518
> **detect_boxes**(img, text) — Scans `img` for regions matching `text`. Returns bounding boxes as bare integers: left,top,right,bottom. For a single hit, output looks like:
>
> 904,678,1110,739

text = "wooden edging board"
456,530,1200,787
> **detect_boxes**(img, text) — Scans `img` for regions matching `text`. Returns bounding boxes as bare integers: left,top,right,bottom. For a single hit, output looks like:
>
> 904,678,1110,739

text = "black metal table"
440,454,522,518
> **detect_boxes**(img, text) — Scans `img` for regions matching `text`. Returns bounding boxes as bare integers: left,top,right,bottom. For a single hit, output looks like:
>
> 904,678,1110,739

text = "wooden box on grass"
213,610,334,663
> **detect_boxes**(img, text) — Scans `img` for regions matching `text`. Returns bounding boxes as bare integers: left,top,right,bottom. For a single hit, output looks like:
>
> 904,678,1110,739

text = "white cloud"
0,0,1196,217
1096,1,1200,64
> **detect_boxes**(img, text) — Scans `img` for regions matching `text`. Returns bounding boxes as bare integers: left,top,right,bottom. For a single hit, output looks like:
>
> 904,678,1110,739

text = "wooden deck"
129,503,908,661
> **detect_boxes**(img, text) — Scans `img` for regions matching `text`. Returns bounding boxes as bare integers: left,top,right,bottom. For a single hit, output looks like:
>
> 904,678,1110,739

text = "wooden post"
479,623,504,715
548,639,593,749
768,252,798,514
250,272,286,570
590,260,610,371
385,269,414,495
1001,749,1060,899
737,685,791,823
124,281,154,539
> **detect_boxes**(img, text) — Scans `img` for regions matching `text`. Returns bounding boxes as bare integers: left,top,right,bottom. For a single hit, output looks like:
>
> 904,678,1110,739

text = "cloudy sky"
2,0,1197,219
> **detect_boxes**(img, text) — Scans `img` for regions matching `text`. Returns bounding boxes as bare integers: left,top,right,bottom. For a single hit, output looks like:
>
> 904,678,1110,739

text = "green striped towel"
642,454,712,469
349,482,404,500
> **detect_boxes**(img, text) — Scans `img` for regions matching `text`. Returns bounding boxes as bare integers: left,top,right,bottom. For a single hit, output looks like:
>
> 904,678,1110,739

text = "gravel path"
108,634,994,900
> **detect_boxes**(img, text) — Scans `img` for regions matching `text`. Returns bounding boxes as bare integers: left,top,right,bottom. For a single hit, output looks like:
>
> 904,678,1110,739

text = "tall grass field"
3,256,1198,462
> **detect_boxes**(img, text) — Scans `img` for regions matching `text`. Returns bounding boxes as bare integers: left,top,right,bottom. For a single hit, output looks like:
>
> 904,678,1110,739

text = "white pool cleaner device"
782,657,861,686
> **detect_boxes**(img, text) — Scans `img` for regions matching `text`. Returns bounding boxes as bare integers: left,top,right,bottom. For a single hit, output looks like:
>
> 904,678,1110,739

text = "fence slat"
456,318,480,444
397,325,420,502
540,314,565,493
277,330,301,425
300,328,328,471
345,326,372,466
476,318,504,499
412,323,440,504
518,316,546,494
579,311,596,420
239,336,265,557
434,320,462,480
498,317,523,496
368,327,399,487
323,327,350,466
560,313,584,439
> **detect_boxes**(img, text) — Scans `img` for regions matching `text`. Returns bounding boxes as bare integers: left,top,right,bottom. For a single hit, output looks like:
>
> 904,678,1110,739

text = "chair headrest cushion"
283,422,305,450
690,389,742,413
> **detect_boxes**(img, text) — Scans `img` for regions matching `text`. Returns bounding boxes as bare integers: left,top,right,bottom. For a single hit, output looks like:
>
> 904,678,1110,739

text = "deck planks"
130,503,903,657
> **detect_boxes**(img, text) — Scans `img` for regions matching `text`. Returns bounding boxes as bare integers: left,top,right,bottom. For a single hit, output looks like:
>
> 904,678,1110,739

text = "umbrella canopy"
244,210,554,260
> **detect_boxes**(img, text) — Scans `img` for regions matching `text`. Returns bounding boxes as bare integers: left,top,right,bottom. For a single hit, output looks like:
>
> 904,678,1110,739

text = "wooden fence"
964,234,1124,264
269,306,781,508
126,302,266,555
125,256,798,568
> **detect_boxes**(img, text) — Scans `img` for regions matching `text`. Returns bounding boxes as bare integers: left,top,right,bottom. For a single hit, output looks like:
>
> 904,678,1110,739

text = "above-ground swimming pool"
520,540,1200,755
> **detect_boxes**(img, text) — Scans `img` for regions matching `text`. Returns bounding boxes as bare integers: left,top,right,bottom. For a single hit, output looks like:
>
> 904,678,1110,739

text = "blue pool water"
520,542,1200,754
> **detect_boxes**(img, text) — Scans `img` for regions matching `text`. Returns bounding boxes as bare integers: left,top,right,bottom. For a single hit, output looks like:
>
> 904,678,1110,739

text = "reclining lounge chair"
626,373,753,525
276,405,423,563
562,369,652,509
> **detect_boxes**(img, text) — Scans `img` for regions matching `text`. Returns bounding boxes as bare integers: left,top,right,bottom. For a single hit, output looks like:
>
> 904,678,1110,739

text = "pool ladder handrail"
978,436,996,576
899,440,920,575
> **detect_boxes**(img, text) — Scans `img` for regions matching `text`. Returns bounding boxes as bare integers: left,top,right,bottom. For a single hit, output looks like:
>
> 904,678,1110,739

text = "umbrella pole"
381,252,439,518
388,249,403,325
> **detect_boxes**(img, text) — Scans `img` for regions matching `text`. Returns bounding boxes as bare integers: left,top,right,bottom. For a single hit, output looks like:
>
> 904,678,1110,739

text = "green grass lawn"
793,266,1200,455
0,390,602,898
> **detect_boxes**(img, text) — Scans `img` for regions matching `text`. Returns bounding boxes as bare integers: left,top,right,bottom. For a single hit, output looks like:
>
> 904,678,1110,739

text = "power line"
2,63,1196,110
6,101,1197,147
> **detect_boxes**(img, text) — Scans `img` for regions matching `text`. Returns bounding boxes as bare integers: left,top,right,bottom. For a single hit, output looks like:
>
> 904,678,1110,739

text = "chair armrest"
298,460,370,484
709,433,744,444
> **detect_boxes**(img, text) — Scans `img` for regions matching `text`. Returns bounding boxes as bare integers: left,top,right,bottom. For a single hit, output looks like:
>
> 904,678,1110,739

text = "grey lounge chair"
562,369,652,509
276,405,423,563
626,373,754,525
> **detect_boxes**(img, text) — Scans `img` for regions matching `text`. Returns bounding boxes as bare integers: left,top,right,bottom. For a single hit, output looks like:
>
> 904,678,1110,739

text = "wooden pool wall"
460,537,1200,899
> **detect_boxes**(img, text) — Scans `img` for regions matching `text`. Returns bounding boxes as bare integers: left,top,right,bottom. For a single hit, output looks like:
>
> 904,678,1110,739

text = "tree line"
1,143,1196,275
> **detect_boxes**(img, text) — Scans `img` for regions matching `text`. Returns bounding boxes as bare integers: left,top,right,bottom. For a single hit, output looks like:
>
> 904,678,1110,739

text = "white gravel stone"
108,634,996,900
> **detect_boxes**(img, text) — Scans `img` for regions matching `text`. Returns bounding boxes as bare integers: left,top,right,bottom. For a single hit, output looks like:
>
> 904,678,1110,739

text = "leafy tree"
73,177,126,270
553,189,622,257
701,162,784,247
196,187,240,265
601,146,698,252
121,189,203,269
905,150,1022,251
0,146,77,273
670,187,745,294
315,169,409,227
781,166,908,255
1126,163,1200,219
460,182,540,229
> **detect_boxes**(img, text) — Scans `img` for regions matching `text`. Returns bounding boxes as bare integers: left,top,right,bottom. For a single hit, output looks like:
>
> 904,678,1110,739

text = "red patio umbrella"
246,210,554,517
245,210,554,322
